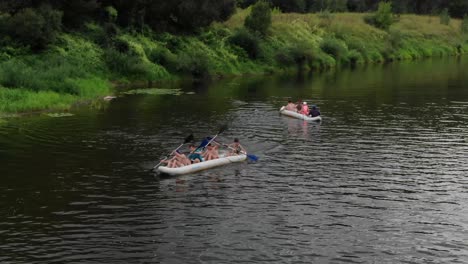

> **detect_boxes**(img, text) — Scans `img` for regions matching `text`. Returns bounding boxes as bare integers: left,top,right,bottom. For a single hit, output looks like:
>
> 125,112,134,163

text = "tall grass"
0,87,75,113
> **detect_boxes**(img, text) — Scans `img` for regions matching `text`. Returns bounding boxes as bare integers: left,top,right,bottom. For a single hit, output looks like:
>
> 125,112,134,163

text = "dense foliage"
237,0,468,17
244,1,272,36
365,2,395,30
1,1,468,114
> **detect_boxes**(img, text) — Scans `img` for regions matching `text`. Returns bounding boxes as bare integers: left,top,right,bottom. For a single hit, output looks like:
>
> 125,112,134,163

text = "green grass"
0,87,75,113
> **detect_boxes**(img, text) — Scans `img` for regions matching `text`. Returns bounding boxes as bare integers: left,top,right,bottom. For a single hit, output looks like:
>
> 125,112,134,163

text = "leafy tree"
229,28,261,58
245,0,272,36
0,5,62,51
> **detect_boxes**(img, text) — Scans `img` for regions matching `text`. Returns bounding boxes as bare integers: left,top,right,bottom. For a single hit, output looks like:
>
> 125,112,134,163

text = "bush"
310,52,336,69
175,50,210,79
320,37,348,63
440,8,450,25
347,50,364,65
104,49,156,80
228,29,261,59
245,1,272,36
275,50,295,68
147,46,177,70
364,2,394,30
289,43,314,70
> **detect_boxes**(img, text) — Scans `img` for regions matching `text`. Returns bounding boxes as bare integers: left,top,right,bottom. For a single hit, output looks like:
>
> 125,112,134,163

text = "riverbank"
1,10,467,115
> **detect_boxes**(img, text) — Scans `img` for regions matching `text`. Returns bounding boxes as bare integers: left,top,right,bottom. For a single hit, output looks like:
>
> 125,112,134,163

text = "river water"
1,57,468,263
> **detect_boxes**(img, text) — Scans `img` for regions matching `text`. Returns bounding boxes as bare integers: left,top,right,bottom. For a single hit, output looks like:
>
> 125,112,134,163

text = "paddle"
150,134,194,171
196,125,228,152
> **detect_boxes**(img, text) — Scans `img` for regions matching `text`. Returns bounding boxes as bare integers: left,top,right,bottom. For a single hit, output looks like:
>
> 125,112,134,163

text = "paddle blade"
198,137,211,149
247,154,259,162
218,124,228,134
184,134,194,143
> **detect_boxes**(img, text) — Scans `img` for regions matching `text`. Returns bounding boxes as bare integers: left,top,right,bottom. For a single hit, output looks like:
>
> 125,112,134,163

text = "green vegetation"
1,0,468,115
245,1,272,36
364,2,395,30
440,8,451,25
462,15,468,34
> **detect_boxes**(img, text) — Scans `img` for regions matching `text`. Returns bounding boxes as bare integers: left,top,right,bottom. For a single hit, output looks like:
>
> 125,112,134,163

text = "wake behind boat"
280,106,322,122
158,152,247,176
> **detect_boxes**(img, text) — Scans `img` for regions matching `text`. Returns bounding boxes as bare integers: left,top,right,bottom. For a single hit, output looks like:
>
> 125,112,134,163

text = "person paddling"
309,105,321,117
203,143,219,161
228,138,246,156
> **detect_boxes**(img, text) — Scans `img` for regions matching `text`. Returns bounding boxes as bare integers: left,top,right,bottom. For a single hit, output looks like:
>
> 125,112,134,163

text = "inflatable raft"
158,154,247,176
280,106,322,122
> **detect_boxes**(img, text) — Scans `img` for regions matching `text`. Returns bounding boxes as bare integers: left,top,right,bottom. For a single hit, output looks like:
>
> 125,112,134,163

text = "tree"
245,0,272,36
1,5,63,50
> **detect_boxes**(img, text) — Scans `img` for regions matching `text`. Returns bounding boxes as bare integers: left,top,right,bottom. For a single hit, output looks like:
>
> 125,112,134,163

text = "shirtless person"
203,144,219,161
161,151,190,168
228,138,246,156
285,100,297,111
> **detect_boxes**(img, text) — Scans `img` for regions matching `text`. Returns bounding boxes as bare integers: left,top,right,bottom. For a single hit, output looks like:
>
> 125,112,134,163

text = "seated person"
301,101,309,115
285,100,297,111
187,144,204,163
161,151,190,168
203,144,219,161
228,138,246,156
296,102,302,113
309,105,321,117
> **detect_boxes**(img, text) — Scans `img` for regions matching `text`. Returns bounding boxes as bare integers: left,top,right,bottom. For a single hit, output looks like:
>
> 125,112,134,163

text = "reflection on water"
1,57,468,263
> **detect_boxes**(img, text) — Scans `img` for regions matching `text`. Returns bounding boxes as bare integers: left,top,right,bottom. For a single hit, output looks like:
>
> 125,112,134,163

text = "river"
1,57,468,263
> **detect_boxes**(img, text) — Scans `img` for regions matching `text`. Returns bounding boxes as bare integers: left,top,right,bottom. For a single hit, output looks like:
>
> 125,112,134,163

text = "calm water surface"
1,58,468,263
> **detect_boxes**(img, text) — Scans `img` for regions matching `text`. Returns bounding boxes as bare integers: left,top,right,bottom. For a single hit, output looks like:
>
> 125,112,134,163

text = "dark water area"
1,57,468,263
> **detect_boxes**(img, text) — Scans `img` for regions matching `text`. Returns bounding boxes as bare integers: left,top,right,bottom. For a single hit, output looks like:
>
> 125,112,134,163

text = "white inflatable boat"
158,154,247,176
279,106,322,122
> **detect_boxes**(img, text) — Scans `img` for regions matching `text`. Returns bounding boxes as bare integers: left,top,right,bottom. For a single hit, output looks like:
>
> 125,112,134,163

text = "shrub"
320,37,348,63
175,50,210,79
289,43,314,70
364,2,394,30
245,1,272,36
347,50,364,65
440,8,450,25
104,49,155,80
104,6,118,23
147,46,177,70
310,52,336,69
228,29,261,59
275,49,295,68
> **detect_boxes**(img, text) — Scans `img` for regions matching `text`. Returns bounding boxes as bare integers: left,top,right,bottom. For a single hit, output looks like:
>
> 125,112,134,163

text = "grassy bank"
1,10,467,115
